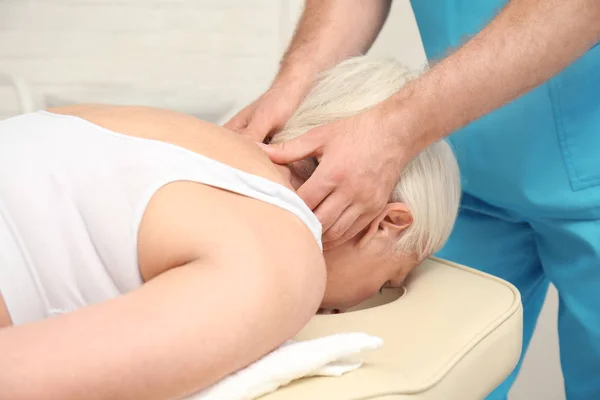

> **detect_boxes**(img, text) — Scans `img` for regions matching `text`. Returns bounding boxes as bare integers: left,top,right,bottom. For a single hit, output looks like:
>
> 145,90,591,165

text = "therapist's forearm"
275,0,392,88
386,0,600,152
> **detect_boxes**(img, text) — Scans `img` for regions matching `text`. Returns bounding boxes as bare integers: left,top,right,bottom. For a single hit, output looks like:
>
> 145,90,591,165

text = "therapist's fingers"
321,206,362,249
310,190,352,235
263,131,324,165
223,102,255,133
296,163,337,211
242,113,276,143
224,102,277,143
324,211,374,246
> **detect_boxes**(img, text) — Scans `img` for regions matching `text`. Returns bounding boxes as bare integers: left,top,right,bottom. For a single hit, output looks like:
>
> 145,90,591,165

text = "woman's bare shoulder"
47,104,202,134
47,105,323,281
137,179,324,284
51,106,320,278
47,104,291,189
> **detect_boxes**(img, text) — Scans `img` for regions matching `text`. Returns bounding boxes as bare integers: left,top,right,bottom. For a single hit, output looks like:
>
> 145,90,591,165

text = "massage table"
262,257,523,400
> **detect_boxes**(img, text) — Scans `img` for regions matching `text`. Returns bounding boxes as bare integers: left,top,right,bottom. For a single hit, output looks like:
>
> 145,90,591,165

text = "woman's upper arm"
0,246,324,400
0,180,326,399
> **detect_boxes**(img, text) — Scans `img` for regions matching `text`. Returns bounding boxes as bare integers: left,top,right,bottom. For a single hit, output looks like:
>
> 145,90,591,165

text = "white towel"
186,332,383,400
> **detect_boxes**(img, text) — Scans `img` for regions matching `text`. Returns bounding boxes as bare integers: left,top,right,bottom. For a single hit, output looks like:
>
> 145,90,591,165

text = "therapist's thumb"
262,133,322,164
242,113,277,143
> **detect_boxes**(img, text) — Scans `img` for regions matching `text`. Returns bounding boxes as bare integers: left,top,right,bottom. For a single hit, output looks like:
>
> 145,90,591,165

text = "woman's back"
50,104,289,187
0,105,323,327
0,104,326,400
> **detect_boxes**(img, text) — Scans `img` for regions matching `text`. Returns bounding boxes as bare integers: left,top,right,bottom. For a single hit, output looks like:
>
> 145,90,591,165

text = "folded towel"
187,332,383,400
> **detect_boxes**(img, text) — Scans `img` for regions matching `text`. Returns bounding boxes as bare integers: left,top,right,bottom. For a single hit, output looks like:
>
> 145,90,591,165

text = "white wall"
512,285,565,400
0,0,289,120
0,1,564,398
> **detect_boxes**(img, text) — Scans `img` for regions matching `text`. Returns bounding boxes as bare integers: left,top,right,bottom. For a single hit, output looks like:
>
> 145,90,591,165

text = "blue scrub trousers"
410,1,600,398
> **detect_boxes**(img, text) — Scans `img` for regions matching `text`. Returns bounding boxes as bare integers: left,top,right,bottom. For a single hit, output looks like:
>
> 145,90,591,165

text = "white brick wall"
0,0,295,121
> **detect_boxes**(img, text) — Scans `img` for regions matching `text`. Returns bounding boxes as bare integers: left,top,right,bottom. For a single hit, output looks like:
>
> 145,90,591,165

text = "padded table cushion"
262,257,523,400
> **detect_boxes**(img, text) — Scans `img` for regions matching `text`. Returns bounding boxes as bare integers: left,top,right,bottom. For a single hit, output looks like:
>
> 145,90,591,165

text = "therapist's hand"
262,102,414,247
224,80,310,143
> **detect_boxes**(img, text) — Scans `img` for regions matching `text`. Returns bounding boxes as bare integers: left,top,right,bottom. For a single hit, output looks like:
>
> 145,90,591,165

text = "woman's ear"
357,203,412,248
380,203,412,237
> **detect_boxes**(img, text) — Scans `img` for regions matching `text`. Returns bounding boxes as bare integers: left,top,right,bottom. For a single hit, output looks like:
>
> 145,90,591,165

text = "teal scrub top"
410,0,600,218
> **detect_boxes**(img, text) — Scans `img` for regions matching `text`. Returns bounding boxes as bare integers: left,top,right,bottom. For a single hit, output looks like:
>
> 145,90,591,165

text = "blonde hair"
271,56,461,259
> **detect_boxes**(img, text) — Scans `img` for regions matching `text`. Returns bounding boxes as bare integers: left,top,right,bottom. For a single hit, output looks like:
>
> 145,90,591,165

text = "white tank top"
0,111,321,325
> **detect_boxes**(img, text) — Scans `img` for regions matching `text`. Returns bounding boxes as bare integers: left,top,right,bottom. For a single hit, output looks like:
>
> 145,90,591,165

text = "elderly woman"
0,56,460,399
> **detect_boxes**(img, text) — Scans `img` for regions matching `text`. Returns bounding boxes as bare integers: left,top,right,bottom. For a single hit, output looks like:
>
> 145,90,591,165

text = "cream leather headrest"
262,257,523,400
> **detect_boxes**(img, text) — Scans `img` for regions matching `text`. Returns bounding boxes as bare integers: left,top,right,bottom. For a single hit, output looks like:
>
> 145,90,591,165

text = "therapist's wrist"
272,58,321,98
375,85,436,161
381,69,469,156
